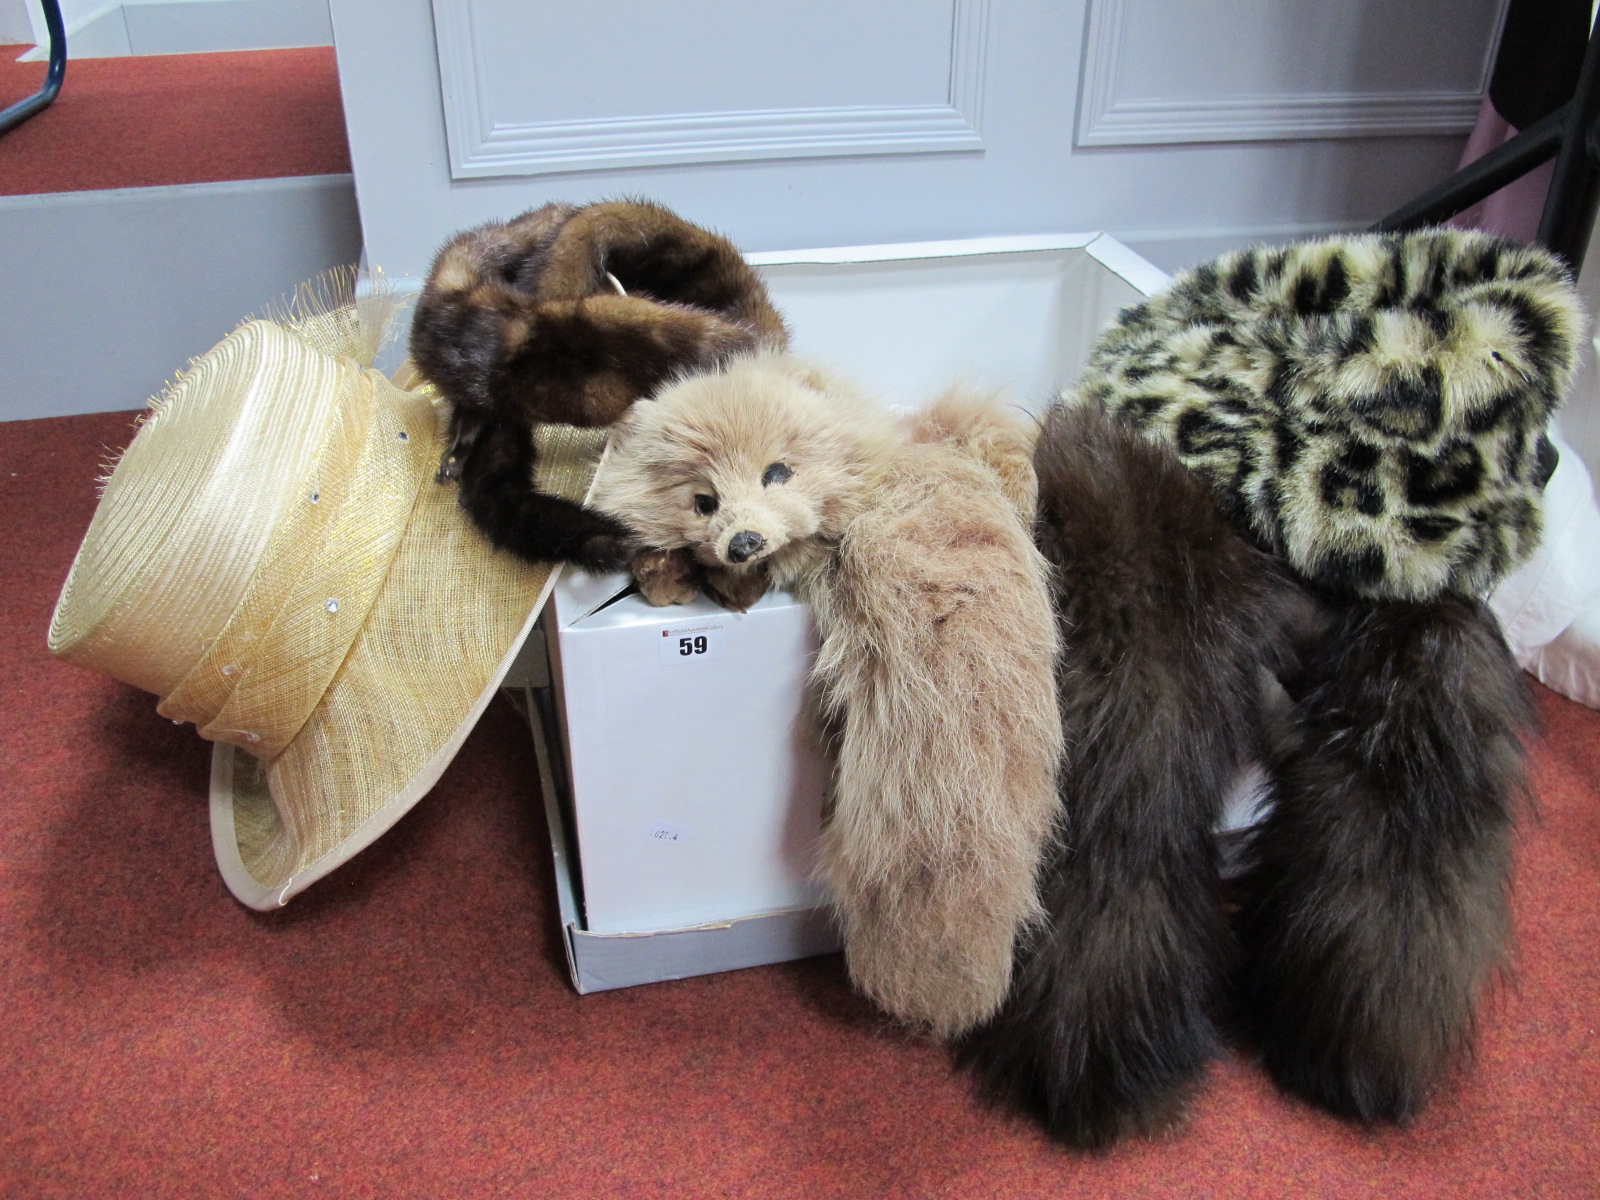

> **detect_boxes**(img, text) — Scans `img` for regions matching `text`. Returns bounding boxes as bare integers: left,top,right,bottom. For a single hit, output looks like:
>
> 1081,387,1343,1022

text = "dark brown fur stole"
961,229,1578,1148
958,405,1304,1148
410,199,789,569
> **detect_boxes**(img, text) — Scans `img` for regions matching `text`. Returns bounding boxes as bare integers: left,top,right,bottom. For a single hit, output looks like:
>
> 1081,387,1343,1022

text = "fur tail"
410,202,580,426
958,403,1301,1149
810,439,1061,1039
411,203,780,435
484,295,774,429
530,199,790,345
1235,594,1531,1124
453,413,634,572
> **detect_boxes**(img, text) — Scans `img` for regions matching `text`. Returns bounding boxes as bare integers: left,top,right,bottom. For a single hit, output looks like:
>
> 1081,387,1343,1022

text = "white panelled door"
330,0,1507,276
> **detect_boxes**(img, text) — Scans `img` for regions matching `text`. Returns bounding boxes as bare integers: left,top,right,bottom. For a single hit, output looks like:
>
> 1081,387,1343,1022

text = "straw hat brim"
50,282,608,909
208,418,606,909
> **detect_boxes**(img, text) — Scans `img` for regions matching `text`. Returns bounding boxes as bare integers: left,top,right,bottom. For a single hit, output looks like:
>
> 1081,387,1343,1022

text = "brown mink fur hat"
409,199,789,570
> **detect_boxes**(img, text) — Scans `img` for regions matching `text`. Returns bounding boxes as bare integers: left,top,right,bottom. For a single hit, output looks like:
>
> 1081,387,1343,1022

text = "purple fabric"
1446,98,1555,242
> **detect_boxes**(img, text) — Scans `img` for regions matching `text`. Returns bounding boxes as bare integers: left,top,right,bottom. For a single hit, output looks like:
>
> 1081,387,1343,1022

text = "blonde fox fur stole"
594,354,1060,1036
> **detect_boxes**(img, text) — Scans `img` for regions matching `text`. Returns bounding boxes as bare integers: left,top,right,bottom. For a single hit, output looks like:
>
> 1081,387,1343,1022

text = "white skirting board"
0,175,362,422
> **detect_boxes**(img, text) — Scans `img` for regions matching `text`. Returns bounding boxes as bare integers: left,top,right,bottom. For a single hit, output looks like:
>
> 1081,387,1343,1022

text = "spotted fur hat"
1067,229,1585,600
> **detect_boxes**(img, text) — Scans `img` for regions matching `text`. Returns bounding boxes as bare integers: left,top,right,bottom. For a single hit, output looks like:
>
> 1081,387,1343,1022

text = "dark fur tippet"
960,398,1537,1150
410,199,789,569
958,405,1305,1148
1236,593,1531,1124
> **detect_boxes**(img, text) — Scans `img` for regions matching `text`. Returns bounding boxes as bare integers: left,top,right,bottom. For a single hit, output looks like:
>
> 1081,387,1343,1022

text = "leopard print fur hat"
1067,229,1584,601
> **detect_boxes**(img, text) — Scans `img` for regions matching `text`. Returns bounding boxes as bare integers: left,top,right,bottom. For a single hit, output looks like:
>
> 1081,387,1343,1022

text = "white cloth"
1489,429,1600,708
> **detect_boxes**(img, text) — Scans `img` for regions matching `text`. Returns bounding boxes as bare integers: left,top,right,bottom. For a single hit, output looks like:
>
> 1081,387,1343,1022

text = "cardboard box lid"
750,232,1164,410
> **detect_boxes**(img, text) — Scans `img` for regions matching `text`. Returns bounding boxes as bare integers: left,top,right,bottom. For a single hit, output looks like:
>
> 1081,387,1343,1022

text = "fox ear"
600,408,639,450
791,365,832,392
764,354,835,394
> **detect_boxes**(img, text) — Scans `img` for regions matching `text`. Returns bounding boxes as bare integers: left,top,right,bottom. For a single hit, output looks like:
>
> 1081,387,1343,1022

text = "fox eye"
761,462,792,487
693,493,719,516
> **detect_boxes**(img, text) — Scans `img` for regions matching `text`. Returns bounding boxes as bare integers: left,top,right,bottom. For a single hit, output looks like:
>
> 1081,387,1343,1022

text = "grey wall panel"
0,176,362,421
1077,0,1505,145
434,0,988,176
0,0,37,42
331,0,1482,284
122,0,333,55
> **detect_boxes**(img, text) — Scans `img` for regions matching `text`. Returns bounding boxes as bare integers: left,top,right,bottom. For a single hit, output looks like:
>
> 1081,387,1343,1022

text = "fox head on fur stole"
593,354,902,603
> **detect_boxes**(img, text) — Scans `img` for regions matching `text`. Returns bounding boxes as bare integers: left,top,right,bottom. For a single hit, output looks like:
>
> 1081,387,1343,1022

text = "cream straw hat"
48,273,606,909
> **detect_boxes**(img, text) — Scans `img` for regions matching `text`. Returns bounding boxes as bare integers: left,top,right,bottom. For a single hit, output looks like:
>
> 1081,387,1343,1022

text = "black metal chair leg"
1371,103,1569,234
1537,23,1600,266
1374,17,1600,275
0,0,67,138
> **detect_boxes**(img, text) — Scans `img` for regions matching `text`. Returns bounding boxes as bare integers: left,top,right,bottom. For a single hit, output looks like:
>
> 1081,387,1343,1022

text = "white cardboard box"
520,234,1167,993
543,582,831,937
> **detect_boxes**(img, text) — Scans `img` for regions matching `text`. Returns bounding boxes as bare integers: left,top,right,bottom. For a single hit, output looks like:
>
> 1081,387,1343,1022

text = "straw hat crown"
50,277,605,908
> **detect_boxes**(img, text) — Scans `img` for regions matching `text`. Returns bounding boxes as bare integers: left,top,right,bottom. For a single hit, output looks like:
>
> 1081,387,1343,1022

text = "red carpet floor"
0,46,350,194
3,410,1600,1198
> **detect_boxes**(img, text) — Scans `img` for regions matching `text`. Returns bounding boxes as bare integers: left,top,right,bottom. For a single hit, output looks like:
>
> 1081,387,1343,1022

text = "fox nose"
727,531,766,563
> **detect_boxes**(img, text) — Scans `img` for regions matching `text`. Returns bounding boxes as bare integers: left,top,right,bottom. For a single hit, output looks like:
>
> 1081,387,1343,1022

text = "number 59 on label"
658,623,724,664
